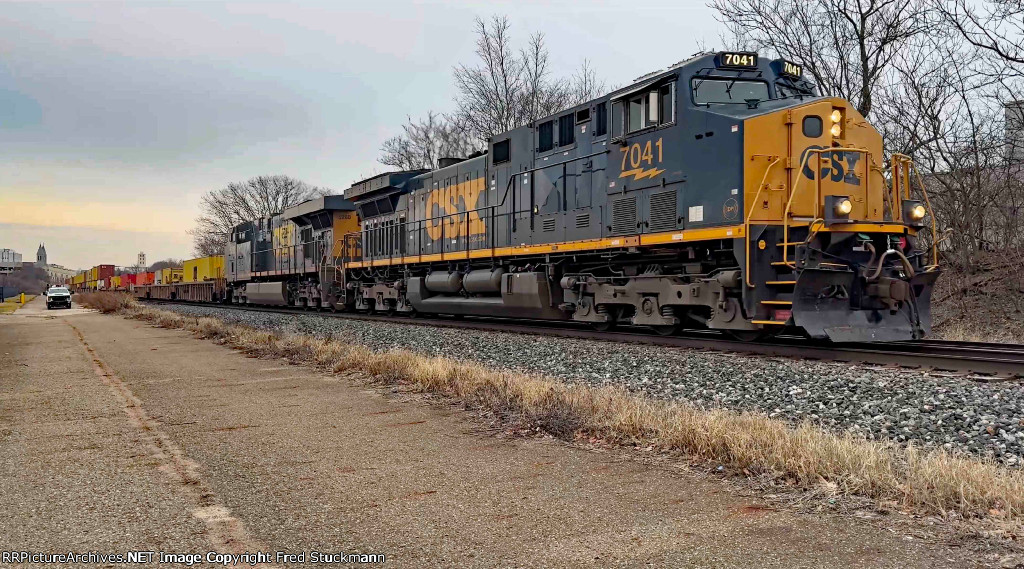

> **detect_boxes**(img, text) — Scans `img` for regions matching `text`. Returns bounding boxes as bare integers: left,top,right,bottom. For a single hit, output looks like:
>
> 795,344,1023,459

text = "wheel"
652,324,678,336
365,301,376,315
591,320,615,332
590,305,617,332
330,302,339,313
384,302,397,317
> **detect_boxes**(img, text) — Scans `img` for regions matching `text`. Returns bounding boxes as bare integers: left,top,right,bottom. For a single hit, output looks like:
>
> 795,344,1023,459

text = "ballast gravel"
159,304,1024,465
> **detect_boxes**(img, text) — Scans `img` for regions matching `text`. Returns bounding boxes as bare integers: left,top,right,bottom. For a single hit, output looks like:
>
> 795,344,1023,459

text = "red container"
123,273,137,286
97,264,115,282
135,271,155,286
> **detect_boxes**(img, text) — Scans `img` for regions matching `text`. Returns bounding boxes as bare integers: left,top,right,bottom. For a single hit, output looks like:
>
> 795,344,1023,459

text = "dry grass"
76,291,138,314
103,296,1024,521
0,294,36,314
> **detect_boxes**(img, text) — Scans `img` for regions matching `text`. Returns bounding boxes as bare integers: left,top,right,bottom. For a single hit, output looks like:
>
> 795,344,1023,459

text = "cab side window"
625,82,676,135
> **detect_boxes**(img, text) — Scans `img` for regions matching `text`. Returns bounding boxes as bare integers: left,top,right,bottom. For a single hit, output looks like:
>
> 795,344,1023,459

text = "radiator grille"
541,217,557,232
575,213,590,229
611,196,638,234
649,189,677,232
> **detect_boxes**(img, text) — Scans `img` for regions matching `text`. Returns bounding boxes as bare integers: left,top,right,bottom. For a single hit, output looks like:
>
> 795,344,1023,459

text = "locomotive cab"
740,60,939,341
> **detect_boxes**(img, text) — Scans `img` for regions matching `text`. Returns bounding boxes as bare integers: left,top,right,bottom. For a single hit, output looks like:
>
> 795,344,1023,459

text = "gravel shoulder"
156,304,1024,465
0,305,992,567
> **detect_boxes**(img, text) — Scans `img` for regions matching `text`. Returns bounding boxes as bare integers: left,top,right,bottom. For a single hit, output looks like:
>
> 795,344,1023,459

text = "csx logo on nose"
800,145,862,186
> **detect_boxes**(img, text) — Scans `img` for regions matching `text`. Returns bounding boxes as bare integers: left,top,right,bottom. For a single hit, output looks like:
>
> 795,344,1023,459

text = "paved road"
0,300,983,567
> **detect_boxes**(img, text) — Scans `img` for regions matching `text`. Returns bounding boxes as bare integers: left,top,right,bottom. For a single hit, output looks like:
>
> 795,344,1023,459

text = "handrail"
782,148,823,267
782,147,873,267
354,166,524,263
902,157,940,269
744,156,782,287
354,150,609,262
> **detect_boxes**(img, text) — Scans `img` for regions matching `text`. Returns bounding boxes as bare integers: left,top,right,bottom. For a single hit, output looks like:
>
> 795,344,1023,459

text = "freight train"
95,51,942,342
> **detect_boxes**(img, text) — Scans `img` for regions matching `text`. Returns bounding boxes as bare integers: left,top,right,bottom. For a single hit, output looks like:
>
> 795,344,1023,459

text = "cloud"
0,0,724,270
0,199,194,234
1,222,192,269
0,88,42,129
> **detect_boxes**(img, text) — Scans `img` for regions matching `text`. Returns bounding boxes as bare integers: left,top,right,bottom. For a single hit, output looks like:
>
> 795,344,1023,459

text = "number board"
780,59,803,78
718,52,758,69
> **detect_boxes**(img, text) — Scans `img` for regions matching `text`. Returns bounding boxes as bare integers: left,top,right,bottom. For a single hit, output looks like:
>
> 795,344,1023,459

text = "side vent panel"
541,217,557,232
649,189,678,232
575,213,590,229
611,196,638,235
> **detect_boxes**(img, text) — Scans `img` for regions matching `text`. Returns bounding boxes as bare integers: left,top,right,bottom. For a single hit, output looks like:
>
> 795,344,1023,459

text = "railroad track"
140,299,1024,380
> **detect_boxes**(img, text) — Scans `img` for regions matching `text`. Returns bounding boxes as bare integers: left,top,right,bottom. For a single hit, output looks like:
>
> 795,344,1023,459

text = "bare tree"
379,112,480,171
718,19,758,53
452,16,605,142
568,59,606,106
380,16,606,168
190,175,331,256
933,0,1024,74
868,9,1024,267
710,0,928,117
148,259,183,272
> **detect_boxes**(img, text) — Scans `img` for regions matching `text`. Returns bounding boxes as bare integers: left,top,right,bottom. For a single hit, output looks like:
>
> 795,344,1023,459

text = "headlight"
835,198,853,216
830,109,842,123
830,123,842,137
909,204,926,220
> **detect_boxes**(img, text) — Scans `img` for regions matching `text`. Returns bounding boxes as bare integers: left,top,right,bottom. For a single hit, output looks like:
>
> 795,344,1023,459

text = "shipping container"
111,276,121,289
183,256,224,283
159,267,183,285
97,265,115,282
123,273,137,286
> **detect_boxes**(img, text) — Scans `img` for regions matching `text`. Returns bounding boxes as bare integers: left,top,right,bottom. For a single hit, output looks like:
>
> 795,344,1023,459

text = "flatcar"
220,50,939,342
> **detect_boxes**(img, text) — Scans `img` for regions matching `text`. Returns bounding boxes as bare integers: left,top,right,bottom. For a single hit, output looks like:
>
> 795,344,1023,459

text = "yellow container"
183,256,224,283
161,267,183,284
111,275,121,289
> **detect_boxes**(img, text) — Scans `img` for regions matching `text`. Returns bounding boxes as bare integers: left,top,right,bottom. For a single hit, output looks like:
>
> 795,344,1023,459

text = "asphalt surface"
0,297,991,567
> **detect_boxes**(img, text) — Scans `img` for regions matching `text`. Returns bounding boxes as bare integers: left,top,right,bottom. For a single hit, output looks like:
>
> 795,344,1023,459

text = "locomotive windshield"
691,78,769,105
776,83,816,99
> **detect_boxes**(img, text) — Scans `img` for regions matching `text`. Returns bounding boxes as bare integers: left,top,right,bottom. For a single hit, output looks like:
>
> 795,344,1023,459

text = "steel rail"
138,299,1024,379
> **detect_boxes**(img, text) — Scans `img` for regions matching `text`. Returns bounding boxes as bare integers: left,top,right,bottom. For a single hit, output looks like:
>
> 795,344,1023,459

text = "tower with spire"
36,243,47,267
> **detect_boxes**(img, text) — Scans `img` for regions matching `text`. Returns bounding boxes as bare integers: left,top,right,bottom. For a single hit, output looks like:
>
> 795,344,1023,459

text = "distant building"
0,249,22,274
2,244,78,284
1005,101,1024,164
44,264,77,284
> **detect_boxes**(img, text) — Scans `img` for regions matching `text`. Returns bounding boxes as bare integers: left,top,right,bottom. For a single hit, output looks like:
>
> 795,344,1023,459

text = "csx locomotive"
221,51,940,342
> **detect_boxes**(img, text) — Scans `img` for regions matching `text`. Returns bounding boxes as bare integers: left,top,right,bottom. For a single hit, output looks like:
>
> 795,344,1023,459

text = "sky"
0,0,725,269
